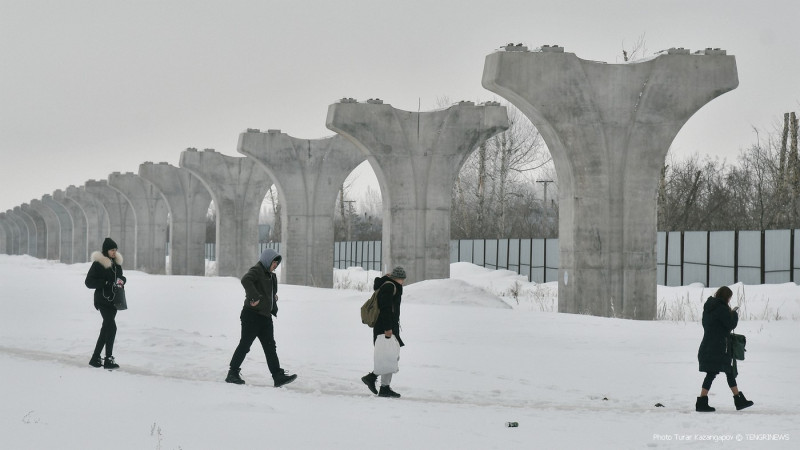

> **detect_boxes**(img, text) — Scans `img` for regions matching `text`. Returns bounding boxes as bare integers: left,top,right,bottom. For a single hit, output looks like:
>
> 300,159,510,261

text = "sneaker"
378,385,401,398
103,356,119,369
89,355,102,368
225,368,245,385
361,372,378,395
273,371,297,388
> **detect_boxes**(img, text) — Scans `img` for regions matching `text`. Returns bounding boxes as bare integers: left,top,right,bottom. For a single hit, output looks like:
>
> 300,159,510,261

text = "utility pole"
536,180,553,214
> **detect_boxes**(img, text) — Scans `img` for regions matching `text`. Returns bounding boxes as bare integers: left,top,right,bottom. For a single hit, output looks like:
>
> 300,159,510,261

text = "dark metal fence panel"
765,230,791,283
738,231,762,285
545,239,559,282
709,231,735,287
508,239,520,274
683,231,708,285
666,231,683,286
656,232,666,285
520,239,532,281
473,240,485,266
485,239,498,269
531,239,546,283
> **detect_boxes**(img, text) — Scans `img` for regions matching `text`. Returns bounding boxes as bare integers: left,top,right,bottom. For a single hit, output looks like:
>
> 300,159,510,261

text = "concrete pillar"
139,162,211,276
109,171,169,274
0,213,10,254
482,45,738,319
238,130,366,287
29,199,61,261
19,204,45,259
53,189,89,262
66,185,110,256
8,208,30,255
42,194,74,263
85,179,136,264
327,99,509,282
180,148,272,277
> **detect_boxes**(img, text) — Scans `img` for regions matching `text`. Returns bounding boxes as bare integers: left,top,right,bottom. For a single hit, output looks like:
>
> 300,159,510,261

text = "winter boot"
695,396,715,412
361,372,378,395
225,368,245,385
89,355,102,368
378,385,401,398
103,356,119,369
273,371,297,388
734,392,754,410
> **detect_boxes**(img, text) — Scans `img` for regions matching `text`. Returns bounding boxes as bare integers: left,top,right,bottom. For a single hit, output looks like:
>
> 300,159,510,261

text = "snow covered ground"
1,255,798,449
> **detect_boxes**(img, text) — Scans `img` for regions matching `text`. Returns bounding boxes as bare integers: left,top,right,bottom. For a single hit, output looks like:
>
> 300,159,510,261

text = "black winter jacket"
85,251,126,310
241,261,279,318
373,275,404,347
697,296,739,373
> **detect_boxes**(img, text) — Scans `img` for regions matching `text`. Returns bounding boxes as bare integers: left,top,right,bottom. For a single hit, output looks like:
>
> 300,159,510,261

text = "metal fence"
206,229,800,286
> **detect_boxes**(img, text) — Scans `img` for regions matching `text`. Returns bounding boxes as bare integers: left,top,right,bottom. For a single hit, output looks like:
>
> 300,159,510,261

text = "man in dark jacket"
225,248,297,387
85,237,126,369
361,266,406,398
696,286,754,411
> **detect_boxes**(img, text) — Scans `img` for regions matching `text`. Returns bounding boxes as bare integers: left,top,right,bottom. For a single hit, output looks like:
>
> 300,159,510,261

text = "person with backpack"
361,266,406,398
85,237,125,369
696,286,754,412
225,248,297,388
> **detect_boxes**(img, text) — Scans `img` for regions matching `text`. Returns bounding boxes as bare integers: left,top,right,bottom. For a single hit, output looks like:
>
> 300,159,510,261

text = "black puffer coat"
372,275,404,347
697,296,739,373
85,251,126,310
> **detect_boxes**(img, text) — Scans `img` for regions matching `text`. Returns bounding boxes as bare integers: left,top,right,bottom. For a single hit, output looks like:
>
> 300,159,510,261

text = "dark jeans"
229,310,281,375
702,368,737,391
93,306,117,358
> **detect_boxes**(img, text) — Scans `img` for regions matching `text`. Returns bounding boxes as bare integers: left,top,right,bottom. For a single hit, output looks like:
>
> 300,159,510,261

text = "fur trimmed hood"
90,251,123,268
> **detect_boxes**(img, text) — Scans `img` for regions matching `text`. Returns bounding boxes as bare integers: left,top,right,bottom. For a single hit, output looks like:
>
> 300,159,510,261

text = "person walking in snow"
361,266,406,398
696,286,754,412
85,237,125,369
225,248,297,388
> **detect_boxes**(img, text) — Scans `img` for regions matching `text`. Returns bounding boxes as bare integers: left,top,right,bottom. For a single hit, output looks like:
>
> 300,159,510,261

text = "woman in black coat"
85,238,126,369
361,266,406,398
696,286,753,411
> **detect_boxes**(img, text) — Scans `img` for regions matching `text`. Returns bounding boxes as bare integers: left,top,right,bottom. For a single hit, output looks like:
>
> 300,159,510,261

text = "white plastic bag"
373,335,400,375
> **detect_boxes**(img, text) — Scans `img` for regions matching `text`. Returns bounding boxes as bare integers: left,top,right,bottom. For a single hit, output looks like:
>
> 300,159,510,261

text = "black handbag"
730,332,746,361
112,285,127,311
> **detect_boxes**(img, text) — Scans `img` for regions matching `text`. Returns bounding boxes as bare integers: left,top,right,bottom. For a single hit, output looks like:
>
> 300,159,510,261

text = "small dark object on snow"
603,397,608,401
506,422,519,427
655,403,665,407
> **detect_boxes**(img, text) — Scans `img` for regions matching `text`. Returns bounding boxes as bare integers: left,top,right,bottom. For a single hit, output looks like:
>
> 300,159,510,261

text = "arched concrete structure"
482,45,738,319
42,195,73,263
238,130,366,287
0,213,10,254
66,185,109,256
19,204,45,259
139,162,211,276
327,99,509,283
109,171,169,274
180,148,272,277
85,179,136,264
8,208,30,255
54,189,89,262
29,199,61,260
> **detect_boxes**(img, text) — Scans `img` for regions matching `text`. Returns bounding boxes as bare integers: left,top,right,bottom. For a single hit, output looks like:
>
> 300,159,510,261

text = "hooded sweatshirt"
241,248,282,317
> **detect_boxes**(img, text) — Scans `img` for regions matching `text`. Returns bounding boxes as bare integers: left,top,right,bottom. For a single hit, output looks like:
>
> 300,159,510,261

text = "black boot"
361,372,378,395
225,368,245,384
378,385,401,398
734,392,754,410
273,370,297,388
89,355,102,368
103,356,119,369
695,396,715,412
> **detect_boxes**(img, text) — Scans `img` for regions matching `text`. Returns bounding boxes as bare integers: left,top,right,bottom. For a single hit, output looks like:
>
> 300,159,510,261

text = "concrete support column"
29,199,61,261
54,189,89,262
0,213,10,254
85,180,136,265
327,99,509,282
482,45,738,319
139,162,211,276
19,204,45,259
42,195,73,263
109,172,169,274
66,185,110,256
180,149,272,277
9,208,31,255
238,130,366,287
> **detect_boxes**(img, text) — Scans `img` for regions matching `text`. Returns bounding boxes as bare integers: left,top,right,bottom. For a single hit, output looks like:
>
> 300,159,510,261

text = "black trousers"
93,306,117,358
702,368,737,390
229,310,281,375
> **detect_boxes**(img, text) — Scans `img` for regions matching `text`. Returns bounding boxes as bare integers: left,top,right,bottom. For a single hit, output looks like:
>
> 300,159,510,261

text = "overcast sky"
1,0,798,211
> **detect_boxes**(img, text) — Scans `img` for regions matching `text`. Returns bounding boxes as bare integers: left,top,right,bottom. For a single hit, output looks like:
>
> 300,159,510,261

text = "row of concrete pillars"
0,45,738,319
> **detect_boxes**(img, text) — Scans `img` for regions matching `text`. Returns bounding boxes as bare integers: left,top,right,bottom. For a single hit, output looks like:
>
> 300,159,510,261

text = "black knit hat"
102,237,118,255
